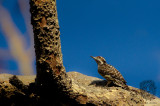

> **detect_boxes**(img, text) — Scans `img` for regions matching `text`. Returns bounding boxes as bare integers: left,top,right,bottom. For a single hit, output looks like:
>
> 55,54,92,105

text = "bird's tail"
114,79,129,90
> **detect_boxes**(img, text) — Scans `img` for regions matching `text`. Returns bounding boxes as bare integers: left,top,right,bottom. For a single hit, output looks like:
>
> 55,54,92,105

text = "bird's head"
91,56,106,65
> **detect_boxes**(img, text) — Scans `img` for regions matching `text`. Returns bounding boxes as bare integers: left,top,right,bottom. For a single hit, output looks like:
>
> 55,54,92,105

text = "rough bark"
0,0,160,106
29,0,77,105
0,72,160,106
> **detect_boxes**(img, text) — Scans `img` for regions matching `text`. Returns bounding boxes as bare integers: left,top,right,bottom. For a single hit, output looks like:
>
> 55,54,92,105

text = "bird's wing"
99,64,127,84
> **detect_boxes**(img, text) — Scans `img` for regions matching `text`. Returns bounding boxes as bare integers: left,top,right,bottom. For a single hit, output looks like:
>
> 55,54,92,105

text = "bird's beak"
91,56,96,60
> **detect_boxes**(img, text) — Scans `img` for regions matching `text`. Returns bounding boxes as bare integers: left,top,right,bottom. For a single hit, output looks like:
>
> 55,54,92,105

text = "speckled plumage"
91,56,128,89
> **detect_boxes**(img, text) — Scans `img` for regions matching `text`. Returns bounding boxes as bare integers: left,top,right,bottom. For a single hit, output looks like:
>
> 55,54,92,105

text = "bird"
91,56,128,89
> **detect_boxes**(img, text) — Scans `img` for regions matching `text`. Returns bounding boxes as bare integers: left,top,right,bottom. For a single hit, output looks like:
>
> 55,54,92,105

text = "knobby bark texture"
30,0,78,105
0,0,160,106
30,0,87,105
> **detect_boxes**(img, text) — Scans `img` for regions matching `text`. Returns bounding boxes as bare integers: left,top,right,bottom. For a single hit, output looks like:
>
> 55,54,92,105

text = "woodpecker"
91,56,128,89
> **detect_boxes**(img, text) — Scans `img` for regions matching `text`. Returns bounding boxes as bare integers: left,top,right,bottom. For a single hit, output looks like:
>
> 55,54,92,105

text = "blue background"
0,0,160,97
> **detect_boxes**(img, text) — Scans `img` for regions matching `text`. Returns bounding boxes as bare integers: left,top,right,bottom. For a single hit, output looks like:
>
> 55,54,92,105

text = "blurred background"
0,0,160,97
